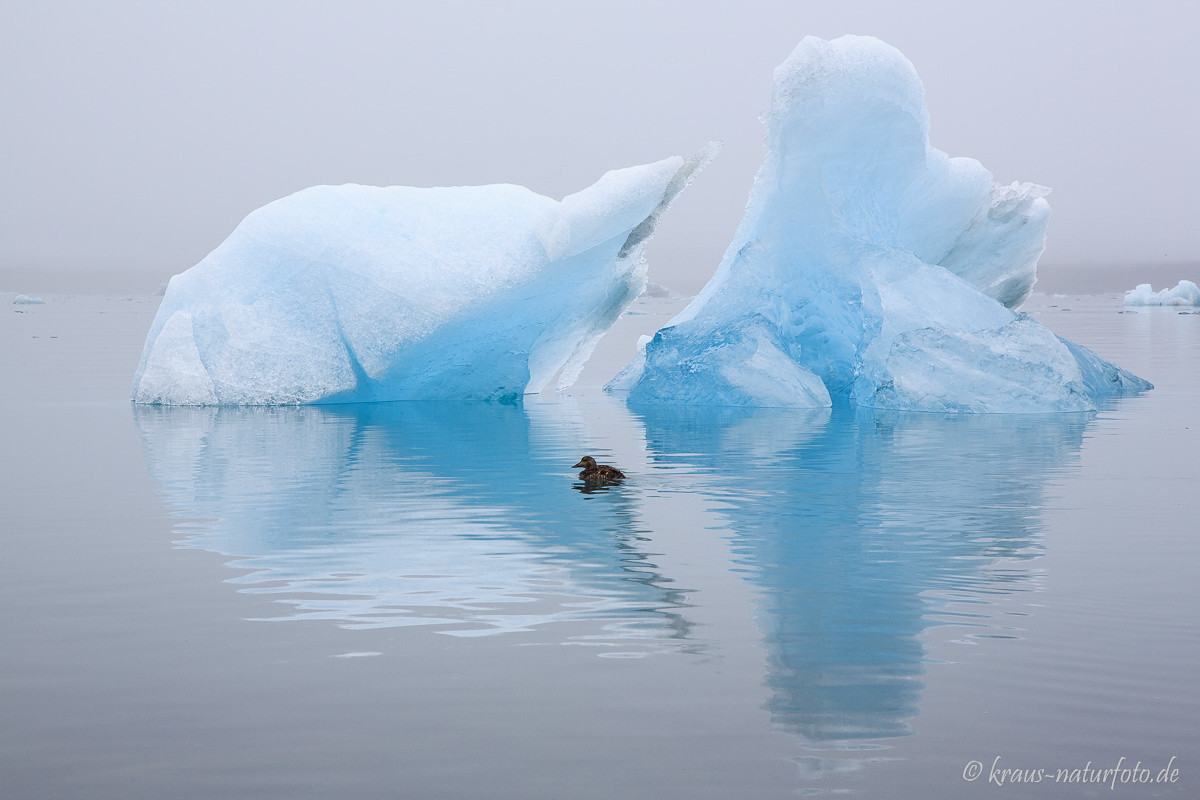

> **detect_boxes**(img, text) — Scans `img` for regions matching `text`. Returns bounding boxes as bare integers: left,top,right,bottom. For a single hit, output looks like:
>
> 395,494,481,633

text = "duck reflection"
133,401,690,648
632,405,1090,743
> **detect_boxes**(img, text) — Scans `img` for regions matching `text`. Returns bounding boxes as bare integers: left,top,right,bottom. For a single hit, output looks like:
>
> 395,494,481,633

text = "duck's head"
573,456,597,469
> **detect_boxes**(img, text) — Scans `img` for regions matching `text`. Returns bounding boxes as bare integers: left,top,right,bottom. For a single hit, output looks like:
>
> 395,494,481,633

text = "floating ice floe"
132,149,714,404
609,35,1150,412
1124,280,1200,307
13,294,45,305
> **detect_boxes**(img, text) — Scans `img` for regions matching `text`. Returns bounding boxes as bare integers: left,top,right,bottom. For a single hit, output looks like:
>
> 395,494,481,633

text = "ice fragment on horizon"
610,35,1150,411
1124,280,1200,307
132,146,714,405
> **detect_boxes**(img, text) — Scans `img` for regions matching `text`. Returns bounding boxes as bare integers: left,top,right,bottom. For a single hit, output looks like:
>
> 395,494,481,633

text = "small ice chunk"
1123,280,1200,307
332,651,382,659
642,283,680,299
13,294,45,305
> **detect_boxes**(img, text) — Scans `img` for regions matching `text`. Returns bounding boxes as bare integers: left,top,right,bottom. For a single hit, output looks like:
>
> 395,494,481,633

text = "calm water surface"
2,289,1197,798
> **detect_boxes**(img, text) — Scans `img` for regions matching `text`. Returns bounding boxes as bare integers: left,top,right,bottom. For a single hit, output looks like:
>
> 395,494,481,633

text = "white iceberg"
610,36,1149,412
133,149,713,405
12,294,45,305
1124,280,1200,307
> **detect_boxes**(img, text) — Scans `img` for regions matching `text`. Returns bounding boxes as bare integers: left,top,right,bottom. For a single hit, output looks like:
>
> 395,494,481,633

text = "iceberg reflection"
137,399,1092,748
134,402,690,648
633,406,1089,742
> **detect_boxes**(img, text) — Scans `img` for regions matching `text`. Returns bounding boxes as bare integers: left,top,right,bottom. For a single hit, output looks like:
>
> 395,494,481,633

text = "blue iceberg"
609,36,1149,411
1124,280,1200,307
133,149,713,405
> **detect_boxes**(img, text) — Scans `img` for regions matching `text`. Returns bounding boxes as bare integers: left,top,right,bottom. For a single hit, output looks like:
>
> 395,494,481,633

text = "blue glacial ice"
609,35,1150,412
132,149,713,405
1124,280,1200,306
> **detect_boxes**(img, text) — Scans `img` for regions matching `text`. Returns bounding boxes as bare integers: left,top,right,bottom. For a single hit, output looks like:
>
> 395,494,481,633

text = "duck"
573,456,626,483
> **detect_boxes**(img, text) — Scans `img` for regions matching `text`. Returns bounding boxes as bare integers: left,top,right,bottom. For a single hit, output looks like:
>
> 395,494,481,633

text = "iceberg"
1124,280,1200,306
132,149,713,405
610,36,1150,412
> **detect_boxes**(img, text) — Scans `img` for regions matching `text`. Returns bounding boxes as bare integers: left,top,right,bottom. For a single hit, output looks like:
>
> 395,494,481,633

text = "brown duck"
573,456,626,483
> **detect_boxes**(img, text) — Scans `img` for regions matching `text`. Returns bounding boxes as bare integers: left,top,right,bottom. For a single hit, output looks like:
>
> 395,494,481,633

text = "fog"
2,1,1196,294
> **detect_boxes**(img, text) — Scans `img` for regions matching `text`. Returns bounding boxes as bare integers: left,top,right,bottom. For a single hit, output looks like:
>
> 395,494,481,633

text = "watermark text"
962,756,1180,789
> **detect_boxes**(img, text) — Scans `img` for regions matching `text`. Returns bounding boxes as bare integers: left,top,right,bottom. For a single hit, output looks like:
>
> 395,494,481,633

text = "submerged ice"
133,150,712,405
610,35,1149,412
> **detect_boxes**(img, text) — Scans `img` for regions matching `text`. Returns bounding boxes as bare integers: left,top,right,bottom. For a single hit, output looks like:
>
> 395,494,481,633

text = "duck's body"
573,456,626,483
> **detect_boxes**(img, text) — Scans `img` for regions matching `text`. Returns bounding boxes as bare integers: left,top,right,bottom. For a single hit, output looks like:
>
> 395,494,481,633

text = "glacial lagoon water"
2,287,1197,798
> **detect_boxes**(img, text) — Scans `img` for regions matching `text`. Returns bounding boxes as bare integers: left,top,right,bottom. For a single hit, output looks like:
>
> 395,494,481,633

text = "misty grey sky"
2,0,1197,294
